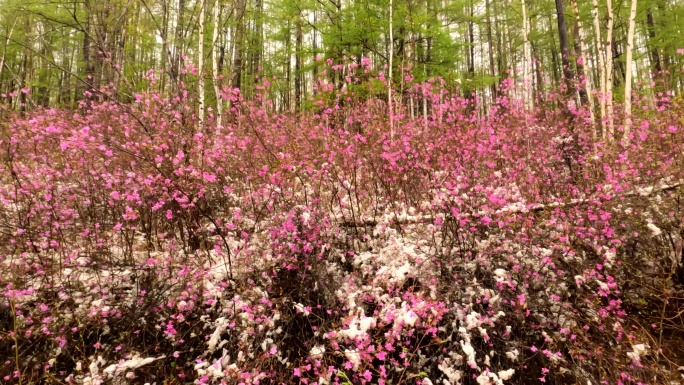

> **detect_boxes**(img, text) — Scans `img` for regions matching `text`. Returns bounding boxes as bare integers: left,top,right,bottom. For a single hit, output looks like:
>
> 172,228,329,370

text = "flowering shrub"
1,63,684,384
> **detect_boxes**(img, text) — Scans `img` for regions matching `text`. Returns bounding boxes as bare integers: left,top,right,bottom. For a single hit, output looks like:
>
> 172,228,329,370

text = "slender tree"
0,18,16,83
212,0,223,127
623,0,637,139
521,0,532,111
198,0,206,127
571,0,595,123
555,0,576,98
485,0,497,101
592,0,606,129
295,12,303,110
605,0,615,138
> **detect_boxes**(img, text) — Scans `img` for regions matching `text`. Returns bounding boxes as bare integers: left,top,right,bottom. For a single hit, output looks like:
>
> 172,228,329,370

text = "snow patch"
103,354,165,378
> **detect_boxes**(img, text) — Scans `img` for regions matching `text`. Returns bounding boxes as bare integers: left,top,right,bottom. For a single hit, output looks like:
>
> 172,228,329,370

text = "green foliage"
0,0,682,110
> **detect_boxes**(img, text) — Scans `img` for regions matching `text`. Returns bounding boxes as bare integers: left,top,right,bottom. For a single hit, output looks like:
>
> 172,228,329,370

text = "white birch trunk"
212,0,222,128
198,0,206,127
423,64,428,130
521,0,533,111
591,0,606,133
572,0,595,125
605,0,615,139
0,19,18,83
624,0,637,141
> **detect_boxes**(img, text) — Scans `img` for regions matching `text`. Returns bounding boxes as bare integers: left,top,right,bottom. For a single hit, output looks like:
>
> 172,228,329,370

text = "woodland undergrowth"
1,63,684,385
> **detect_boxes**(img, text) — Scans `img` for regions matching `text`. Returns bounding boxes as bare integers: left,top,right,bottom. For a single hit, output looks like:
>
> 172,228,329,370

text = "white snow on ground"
103,354,166,378
497,368,515,380
505,349,519,361
310,345,326,359
207,317,231,352
647,223,662,237
344,349,362,370
627,344,648,364
338,311,376,340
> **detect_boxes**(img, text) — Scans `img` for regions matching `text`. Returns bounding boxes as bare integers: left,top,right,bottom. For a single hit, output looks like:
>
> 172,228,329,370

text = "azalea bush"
1,62,684,385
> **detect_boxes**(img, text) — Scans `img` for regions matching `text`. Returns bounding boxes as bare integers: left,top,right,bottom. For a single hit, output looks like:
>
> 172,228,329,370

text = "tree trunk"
252,0,263,77
571,0,595,123
198,0,206,126
0,19,17,84
531,42,544,99
295,14,303,110
521,0,533,110
160,0,169,92
20,45,29,114
623,0,637,140
465,0,475,102
548,18,561,90
232,0,246,90
655,0,671,90
495,0,506,94
37,25,51,107
571,2,587,105
591,0,606,131
605,0,615,138
646,6,663,107
312,8,318,85
172,0,186,87
555,0,576,97
646,8,662,77
285,19,291,111
82,0,94,101
212,0,222,127
485,0,497,101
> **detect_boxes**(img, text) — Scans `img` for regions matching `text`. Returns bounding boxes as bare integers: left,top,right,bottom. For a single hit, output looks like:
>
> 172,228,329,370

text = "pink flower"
530,345,538,352
123,206,138,220
517,294,526,305
203,172,217,183
362,370,372,381
56,336,67,349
